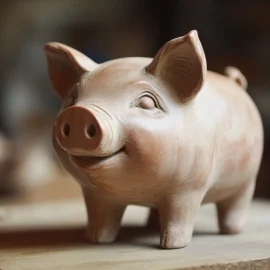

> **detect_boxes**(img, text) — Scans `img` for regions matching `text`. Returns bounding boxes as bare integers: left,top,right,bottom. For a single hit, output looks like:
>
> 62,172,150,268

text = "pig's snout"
54,106,123,156
55,106,102,155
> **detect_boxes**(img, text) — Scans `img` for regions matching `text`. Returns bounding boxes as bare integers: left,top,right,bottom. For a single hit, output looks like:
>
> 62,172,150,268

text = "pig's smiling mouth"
70,147,126,169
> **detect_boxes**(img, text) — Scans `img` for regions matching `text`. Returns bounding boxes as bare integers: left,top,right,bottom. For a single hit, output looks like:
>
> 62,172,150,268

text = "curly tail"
224,66,248,91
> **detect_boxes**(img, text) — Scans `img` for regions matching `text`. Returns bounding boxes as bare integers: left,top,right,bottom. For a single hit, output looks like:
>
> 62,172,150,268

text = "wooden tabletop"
0,175,269,270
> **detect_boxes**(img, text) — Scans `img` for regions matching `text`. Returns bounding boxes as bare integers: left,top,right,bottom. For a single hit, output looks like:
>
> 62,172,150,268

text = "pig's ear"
146,30,207,101
44,42,98,98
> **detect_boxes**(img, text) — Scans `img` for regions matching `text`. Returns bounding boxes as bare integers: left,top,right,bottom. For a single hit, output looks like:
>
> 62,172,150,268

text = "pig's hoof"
85,228,117,244
160,231,191,249
219,218,245,235
220,225,243,235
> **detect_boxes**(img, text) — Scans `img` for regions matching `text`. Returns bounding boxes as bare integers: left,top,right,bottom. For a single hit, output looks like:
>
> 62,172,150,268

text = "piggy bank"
44,30,263,249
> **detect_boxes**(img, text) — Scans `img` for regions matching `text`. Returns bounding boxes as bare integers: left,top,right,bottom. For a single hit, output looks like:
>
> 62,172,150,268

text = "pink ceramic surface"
45,30,263,249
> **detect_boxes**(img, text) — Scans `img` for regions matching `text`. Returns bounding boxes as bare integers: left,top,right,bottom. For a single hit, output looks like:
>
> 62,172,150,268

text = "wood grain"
0,198,269,269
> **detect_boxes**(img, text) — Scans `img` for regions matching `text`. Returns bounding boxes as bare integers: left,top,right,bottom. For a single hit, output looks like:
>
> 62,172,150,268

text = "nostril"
62,122,70,138
85,124,96,138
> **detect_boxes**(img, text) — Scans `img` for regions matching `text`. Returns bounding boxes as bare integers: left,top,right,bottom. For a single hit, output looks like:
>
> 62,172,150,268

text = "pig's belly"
203,178,247,204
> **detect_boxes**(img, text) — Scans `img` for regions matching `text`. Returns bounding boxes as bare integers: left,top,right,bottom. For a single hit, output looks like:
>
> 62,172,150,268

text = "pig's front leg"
82,188,126,244
158,192,203,249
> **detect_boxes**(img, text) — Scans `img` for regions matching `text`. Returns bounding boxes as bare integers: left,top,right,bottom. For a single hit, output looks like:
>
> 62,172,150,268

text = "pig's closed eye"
132,92,165,113
138,96,156,110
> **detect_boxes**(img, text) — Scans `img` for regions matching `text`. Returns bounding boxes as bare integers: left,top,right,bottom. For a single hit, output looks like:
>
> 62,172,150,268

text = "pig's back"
197,71,263,204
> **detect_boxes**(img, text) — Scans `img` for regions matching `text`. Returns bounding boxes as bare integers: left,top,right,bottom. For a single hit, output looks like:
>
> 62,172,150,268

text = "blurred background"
0,0,269,200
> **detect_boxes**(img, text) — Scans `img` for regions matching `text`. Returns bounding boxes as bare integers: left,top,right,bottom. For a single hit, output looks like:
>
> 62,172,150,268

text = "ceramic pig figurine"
44,30,263,249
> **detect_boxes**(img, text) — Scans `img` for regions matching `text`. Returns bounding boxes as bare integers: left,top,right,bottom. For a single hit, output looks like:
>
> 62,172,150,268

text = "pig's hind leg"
83,188,126,244
147,208,160,229
216,179,256,234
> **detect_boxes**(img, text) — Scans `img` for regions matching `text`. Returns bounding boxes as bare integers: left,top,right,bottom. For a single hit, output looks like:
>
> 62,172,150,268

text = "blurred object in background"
0,0,269,199
0,111,63,196
0,133,14,192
